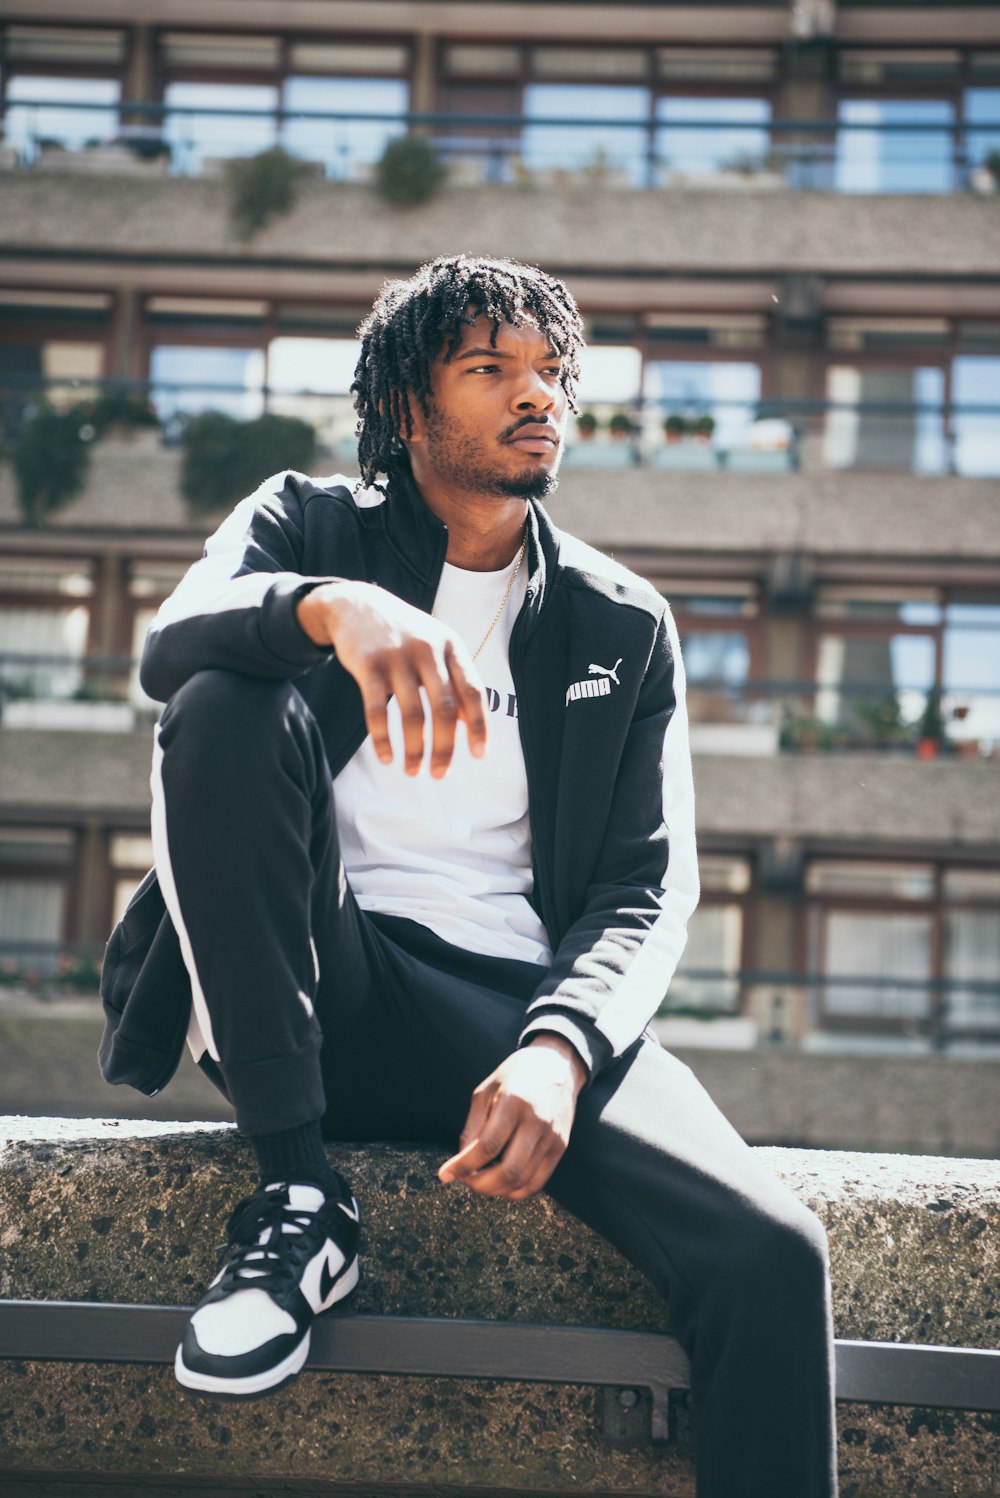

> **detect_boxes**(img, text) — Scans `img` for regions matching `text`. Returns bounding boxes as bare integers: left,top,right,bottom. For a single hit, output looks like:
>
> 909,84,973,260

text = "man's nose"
512,369,556,411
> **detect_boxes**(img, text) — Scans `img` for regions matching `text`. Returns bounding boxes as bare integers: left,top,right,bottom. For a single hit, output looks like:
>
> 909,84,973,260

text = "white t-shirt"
333,557,553,966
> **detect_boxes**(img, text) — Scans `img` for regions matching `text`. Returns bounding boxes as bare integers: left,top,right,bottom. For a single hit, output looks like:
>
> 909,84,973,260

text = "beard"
423,408,561,501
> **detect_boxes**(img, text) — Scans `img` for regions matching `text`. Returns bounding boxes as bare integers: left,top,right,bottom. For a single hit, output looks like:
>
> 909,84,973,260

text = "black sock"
248,1119,347,1198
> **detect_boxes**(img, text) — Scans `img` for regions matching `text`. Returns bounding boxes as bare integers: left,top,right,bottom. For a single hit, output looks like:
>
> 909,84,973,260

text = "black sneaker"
174,1180,360,1398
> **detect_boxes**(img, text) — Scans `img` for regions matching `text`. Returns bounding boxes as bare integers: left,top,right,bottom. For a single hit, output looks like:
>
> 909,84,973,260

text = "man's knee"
733,1195,831,1300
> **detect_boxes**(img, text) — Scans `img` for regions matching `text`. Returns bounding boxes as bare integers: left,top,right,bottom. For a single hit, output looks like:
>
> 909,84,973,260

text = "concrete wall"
2,172,999,278
2,441,998,564
1,1118,998,1496
2,725,998,850
3,999,998,1157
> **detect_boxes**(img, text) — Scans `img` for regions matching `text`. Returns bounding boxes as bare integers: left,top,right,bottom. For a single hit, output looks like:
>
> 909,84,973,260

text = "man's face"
405,313,569,501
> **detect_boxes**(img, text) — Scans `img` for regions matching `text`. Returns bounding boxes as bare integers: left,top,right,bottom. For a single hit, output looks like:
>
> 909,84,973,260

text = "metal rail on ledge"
1,1301,998,1444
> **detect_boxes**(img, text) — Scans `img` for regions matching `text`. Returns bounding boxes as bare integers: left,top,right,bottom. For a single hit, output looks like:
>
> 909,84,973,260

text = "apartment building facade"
0,0,998,1073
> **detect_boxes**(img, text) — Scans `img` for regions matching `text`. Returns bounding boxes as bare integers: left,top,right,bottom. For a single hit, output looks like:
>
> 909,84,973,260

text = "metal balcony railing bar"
5,373,1000,419
1,658,995,694
2,945,996,994
3,378,997,479
4,98,997,192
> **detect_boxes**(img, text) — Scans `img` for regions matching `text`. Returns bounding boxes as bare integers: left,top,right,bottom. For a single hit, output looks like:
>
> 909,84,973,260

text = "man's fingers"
418,647,461,779
439,1093,518,1182
445,642,489,760
358,671,393,764
388,664,428,776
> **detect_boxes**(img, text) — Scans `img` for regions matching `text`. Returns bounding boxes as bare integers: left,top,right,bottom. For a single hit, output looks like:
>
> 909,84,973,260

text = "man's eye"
470,364,500,374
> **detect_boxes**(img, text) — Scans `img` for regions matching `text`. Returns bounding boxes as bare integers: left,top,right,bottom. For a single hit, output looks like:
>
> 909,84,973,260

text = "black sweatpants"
152,668,839,1498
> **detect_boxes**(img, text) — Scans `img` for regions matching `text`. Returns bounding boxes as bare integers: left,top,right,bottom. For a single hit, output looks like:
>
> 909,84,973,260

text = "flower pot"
916,738,940,760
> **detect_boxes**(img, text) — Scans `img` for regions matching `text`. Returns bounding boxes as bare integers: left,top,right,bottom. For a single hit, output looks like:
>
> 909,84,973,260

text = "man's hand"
296,580,488,778
438,1035,587,1202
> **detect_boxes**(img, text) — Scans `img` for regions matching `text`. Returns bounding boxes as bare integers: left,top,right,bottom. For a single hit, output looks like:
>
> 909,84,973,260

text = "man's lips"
504,425,559,452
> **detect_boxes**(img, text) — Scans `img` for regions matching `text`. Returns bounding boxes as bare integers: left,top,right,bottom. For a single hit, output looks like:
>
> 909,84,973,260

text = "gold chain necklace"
434,526,528,662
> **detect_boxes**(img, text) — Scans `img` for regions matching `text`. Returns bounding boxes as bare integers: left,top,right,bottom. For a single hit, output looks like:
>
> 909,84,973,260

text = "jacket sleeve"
139,471,338,703
517,603,699,1082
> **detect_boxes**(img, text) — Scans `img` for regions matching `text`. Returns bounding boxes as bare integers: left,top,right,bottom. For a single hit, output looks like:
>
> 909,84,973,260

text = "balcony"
4,98,999,196
1,383,997,560
1,105,999,283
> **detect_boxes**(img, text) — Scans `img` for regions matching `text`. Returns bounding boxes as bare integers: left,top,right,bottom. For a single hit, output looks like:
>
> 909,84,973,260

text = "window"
834,98,955,194
964,87,1000,176
643,359,761,451
109,832,154,927
805,859,1000,1046
812,588,1000,746
666,855,752,1014
2,74,120,157
0,559,93,701
162,81,278,175
282,75,408,179
952,355,1000,476
669,587,760,729
822,363,946,473
149,345,265,425
0,827,75,978
266,335,362,458
944,868,1000,1035
654,95,772,180
522,83,651,186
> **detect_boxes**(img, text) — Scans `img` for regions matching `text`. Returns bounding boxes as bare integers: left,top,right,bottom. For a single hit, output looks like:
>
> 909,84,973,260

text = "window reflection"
654,95,771,180
835,98,954,193
163,82,277,174
282,76,407,179
3,74,120,156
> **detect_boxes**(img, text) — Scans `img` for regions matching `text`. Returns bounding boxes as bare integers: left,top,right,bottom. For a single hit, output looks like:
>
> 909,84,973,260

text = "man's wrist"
526,1033,588,1095
295,579,356,647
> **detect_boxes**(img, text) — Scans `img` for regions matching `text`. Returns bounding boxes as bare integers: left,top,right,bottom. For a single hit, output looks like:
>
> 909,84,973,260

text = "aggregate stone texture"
2,175,999,277
2,445,997,568
1,1120,998,1495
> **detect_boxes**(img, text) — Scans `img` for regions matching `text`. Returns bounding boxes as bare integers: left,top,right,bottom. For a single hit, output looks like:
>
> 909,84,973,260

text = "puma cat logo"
589,658,622,686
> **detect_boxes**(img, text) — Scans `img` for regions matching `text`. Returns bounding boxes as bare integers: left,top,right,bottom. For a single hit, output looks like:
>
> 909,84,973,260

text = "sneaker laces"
215,1186,328,1296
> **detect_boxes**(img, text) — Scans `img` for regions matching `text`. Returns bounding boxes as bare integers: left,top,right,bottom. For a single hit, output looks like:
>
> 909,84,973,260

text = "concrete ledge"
1,1119,998,1495
2,175,999,277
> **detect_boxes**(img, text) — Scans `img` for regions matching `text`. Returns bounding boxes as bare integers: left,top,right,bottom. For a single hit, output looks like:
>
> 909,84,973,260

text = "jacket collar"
382,464,560,629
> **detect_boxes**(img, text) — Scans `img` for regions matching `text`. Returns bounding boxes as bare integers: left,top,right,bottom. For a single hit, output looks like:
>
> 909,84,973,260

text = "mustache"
502,416,559,441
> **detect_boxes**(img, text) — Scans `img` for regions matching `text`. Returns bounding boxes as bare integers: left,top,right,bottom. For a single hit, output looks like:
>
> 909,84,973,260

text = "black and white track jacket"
100,466,698,1094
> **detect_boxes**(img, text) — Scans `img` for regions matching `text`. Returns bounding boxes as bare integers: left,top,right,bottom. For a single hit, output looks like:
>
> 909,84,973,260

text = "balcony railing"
1,941,995,1052
2,98,998,195
3,378,998,479
1,656,996,758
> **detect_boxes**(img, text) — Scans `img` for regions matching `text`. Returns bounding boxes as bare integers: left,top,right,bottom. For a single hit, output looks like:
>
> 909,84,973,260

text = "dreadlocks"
351,254,585,488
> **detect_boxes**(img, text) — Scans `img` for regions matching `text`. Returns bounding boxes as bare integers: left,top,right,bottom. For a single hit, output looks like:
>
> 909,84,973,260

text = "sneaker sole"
174,1254,360,1400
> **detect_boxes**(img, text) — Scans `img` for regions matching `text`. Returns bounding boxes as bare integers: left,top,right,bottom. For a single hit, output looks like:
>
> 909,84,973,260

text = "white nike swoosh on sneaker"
337,1199,360,1222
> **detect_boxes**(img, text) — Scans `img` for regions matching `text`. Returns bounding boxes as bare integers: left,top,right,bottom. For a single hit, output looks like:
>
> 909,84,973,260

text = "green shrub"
13,404,90,527
179,410,317,515
225,147,310,241
88,389,160,432
375,134,446,207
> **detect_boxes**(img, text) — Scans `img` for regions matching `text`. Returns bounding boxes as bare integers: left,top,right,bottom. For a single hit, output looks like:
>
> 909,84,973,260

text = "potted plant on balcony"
180,410,317,515
608,411,636,442
375,134,447,207
663,412,687,444
915,686,946,759
693,413,715,444
575,410,599,441
225,146,311,241
971,149,1000,195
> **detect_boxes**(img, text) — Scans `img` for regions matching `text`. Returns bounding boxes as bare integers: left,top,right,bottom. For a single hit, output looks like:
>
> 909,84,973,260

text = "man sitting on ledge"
102,254,838,1498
